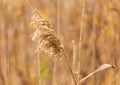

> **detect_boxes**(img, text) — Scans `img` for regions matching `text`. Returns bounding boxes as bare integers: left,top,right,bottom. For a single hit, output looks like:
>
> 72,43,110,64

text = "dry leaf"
77,64,114,85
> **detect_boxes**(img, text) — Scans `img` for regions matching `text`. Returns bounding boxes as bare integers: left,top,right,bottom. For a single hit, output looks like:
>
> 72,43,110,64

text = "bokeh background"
0,0,120,85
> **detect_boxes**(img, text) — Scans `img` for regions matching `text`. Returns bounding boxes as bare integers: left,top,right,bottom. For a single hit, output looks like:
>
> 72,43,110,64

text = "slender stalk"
56,0,61,35
72,41,77,85
7,27,11,85
52,0,61,84
78,0,86,79
91,2,97,85
113,56,117,85
79,0,86,45
37,41,41,85
52,60,57,85
1,12,8,85
64,54,77,85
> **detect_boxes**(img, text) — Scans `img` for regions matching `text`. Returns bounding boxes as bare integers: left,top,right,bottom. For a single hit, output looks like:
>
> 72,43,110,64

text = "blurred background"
0,0,120,85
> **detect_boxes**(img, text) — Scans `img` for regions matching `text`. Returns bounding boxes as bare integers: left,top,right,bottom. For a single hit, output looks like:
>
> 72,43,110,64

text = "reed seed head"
31,8,64,58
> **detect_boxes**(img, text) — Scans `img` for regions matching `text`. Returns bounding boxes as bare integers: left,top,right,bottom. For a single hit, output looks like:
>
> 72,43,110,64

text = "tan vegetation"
0,0,120,85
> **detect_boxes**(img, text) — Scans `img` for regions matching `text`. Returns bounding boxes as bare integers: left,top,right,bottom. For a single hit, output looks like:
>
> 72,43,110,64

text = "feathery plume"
31,8,64,58
30,8,77,85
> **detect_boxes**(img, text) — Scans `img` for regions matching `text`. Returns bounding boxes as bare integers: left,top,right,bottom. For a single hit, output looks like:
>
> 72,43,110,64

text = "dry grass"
31,8,77,85
0,0,120,85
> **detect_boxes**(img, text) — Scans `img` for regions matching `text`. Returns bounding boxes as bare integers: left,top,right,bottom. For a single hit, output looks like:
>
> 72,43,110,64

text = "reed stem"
64,54,77,85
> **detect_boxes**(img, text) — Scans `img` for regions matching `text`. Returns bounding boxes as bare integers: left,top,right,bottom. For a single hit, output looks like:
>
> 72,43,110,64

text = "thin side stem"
37,41,41,85
72,41,77,85
78,0,86,79
7,27,11,85
79,0,86,44
52,61,57,85
64,54,77,85
113,56,117,85
56,0,61,35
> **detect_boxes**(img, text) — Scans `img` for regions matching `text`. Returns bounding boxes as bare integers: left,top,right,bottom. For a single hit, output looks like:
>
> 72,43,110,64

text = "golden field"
0,0,120,85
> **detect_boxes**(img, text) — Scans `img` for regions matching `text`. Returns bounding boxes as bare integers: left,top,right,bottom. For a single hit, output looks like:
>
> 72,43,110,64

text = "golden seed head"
31,8,64,58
